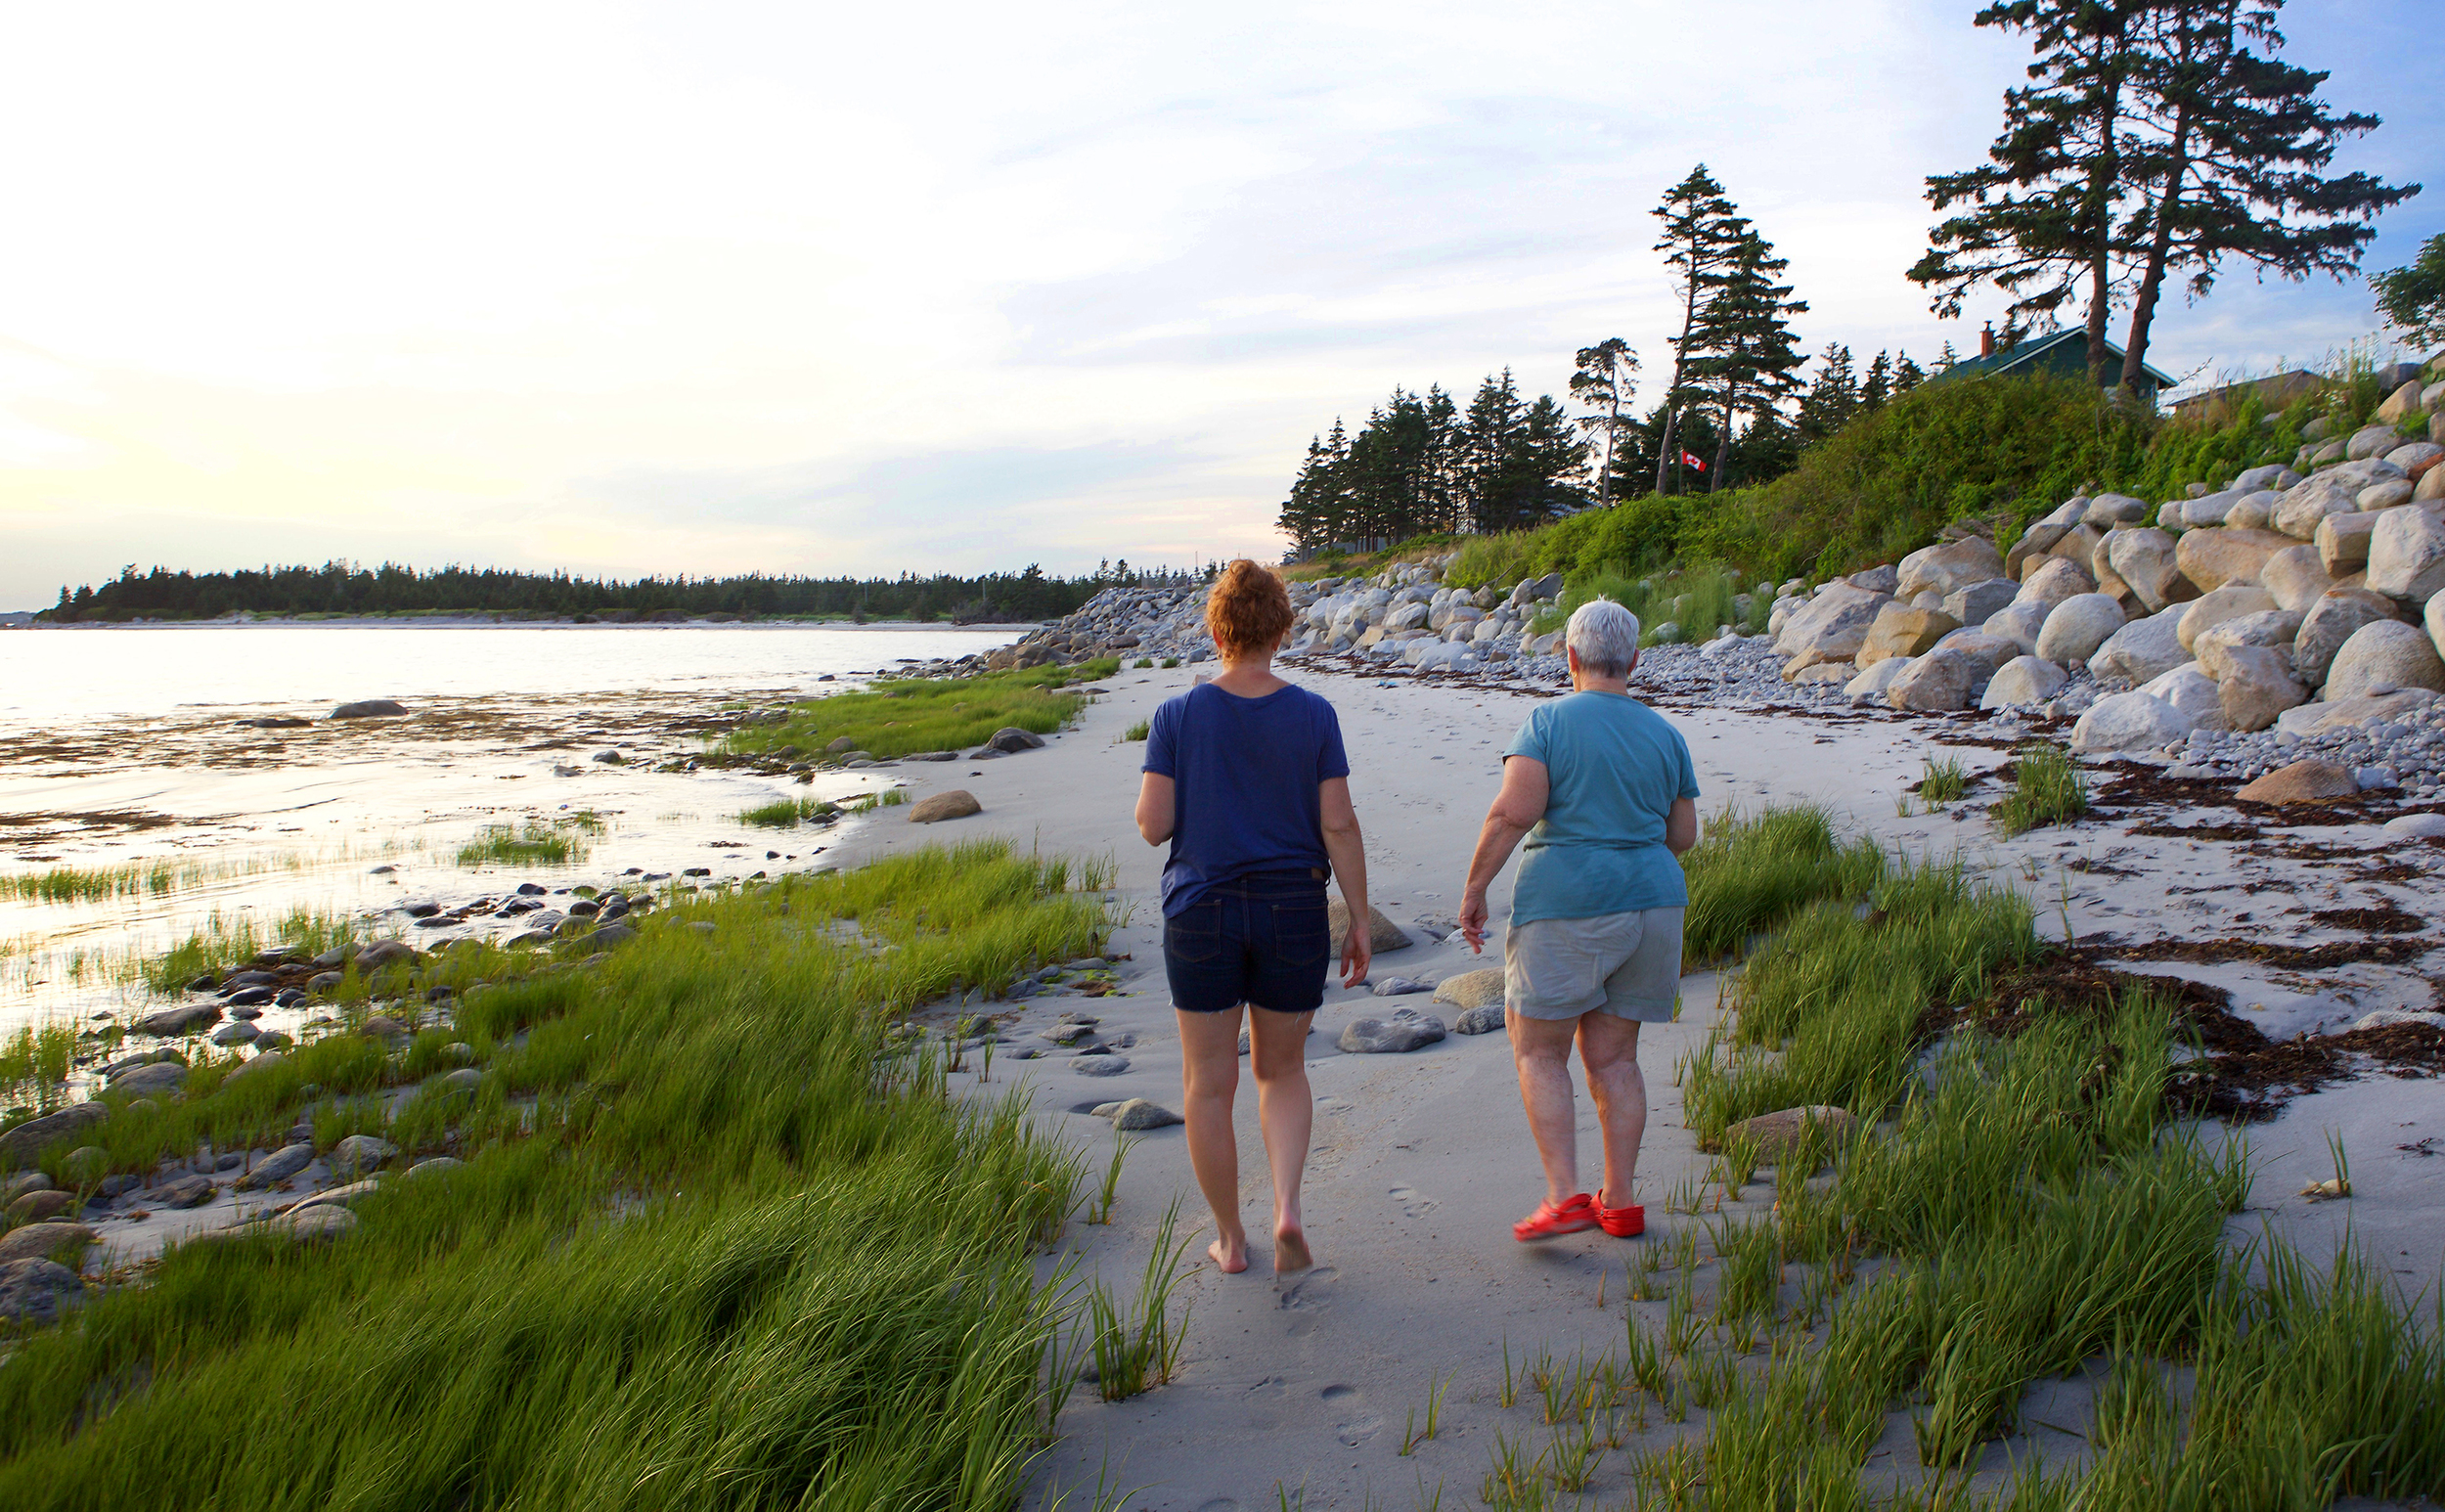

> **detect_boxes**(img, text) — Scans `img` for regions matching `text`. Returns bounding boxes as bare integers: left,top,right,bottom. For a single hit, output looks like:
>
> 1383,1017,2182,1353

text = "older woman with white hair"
1457,598,1700,1243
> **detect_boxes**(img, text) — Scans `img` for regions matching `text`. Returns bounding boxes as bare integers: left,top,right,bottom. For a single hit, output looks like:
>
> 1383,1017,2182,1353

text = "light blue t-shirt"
1502,690,1700,924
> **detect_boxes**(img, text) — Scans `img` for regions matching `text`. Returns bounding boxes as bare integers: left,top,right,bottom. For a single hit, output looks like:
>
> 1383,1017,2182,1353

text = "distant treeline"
42,559,1193,624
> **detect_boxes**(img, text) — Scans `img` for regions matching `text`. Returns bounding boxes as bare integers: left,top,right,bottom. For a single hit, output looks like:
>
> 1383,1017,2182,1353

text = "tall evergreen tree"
1911,0,2149,383
2114,0,2417,390
2373,233,2445,347
1568,338,1639,508
1861,350,1895,412
1683,231,1808,490
1895,353,1928,394
1797,343,1862,446
1650,165,1751,496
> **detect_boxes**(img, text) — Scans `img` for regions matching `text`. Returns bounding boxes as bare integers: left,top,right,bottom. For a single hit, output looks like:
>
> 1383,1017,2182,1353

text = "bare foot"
1273,1223,1311,1274
1209,1236,1249,1274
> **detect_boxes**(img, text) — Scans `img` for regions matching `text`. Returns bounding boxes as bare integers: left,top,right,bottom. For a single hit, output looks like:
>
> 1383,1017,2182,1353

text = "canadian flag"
1680,451,1707,472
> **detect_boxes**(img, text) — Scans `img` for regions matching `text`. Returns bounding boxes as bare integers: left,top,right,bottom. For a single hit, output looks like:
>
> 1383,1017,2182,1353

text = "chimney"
1979,322,1996,359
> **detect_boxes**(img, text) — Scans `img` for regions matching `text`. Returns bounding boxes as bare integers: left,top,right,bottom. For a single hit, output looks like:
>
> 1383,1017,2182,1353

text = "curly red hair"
1204,559,1296,660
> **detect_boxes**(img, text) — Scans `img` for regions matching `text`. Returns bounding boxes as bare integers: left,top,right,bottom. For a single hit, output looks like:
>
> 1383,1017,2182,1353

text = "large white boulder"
1929,628,2020,682
2015,556,2095,611
2082,493,2151,526
2258,545,2334,612
1888,648,1977,711
2293,588,2401,688
2272,468,2376,539
2325,620,2445,702
1941,578,2019,628
2430,590,2445,667
2194,609,2304,682
2177,584,2279,653
2316,511,2381,576
2071,690,2197,753
2105,527,2188,612
2366,503,2445,604
2215,645,2309,733
1845,656,1916,704
2346,423,2402,462
2178,490,2241,527
2034,593,2125,663
1979,600,2049,655
2359,478,2417,511
2275,686,2439,737
2086,604,2189,686
2139,663,2227,731
2175,527,2294,593
1980,655,2069,709
1772,581,1891,665
1896,537,2006,600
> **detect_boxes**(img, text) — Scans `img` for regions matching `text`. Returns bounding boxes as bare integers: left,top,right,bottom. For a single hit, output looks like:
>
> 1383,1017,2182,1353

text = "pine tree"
1569,338,1639,508
2374,233,2445,346
1896,354,1928,393
1910,0,2149,383
1862,350,1895,412
1797,343,1862,446
2114,0,2417,392
1651,165,1752,496
1683,231,1808,489
1459,371,1526,530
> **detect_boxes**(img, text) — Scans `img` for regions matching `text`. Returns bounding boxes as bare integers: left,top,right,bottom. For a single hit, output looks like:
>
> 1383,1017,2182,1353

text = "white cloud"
0,0,2434,607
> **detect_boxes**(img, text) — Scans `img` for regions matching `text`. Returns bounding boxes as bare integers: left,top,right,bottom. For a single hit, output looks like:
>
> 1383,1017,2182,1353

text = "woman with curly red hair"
1134,560,1371,1275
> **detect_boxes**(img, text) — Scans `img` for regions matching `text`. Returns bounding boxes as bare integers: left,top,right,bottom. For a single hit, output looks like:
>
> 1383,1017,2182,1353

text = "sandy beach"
822,656,2445,1508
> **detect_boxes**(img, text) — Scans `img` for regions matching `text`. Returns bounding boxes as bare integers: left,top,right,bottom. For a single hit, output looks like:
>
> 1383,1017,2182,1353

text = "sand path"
833,661,2443,1508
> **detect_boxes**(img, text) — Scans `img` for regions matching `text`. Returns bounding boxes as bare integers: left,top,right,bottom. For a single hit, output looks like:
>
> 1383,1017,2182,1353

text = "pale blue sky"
1,0,2434,607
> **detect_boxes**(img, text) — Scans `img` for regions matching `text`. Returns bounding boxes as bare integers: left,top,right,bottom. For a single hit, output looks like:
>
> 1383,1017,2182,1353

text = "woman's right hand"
1458,889,1489,954
1340,922,1372,989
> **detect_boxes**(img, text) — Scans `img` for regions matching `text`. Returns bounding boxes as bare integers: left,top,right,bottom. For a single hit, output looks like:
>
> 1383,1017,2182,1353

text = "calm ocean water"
0,622,1026,728
0,621,1032,1040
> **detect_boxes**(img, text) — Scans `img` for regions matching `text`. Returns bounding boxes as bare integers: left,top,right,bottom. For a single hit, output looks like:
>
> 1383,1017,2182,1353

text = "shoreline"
0,616,1046,632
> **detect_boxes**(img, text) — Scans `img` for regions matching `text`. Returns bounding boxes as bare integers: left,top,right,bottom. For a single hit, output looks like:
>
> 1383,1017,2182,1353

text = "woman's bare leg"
1247,1007,1317,1272
1508,1013,1584,1205
1177,1008,1249,1272
1577,1015,1645,1209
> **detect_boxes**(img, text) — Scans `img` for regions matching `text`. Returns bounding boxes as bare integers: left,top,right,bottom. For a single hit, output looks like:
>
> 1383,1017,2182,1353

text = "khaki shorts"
1503,907,1685,1023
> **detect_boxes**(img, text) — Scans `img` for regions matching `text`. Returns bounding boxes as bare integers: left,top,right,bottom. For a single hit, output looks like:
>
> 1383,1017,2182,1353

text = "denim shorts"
1163,871,1331,1014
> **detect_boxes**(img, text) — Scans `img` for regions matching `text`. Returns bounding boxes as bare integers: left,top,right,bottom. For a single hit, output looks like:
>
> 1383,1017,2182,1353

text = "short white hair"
1567,599,1641,677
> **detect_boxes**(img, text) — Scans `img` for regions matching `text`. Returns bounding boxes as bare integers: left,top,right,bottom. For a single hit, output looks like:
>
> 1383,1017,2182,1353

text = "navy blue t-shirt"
1141,682,1352,916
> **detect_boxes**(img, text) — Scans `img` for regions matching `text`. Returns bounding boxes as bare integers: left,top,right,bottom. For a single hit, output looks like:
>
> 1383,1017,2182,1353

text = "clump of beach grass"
0,838,1119,1506
724,658,1119,764
0,1022,76,1116
736,796,836,827
1992,740,2090,836
1123,720,1150,742
1918,754,1969,804
1678,803,1886,963
455,817,596,867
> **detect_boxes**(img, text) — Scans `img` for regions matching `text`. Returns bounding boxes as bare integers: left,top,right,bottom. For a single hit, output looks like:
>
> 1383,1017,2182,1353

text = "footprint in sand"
1197,1500,1240,1512
1387,1183,1439,1218
1277,1266,1338,1312
1320,1384,1380,1446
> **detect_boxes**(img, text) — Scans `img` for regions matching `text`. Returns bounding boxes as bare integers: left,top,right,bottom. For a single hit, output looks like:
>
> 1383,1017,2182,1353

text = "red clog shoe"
1512,1193,1599,1242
